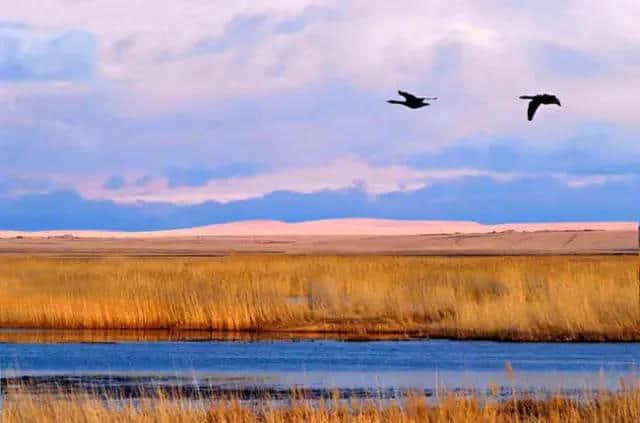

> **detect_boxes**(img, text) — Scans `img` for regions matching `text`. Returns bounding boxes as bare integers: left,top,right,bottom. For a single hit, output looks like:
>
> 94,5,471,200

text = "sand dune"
0,219,636,239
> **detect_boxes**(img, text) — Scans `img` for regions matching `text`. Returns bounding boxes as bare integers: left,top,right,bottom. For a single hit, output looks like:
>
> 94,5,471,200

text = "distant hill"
0,218,636,238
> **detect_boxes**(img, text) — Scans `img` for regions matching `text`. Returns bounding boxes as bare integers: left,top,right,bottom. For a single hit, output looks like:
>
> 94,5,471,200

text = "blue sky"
1,1,639,229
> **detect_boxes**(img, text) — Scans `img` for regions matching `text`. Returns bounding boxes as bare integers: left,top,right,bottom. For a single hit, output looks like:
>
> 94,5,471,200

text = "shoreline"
5,327,640,343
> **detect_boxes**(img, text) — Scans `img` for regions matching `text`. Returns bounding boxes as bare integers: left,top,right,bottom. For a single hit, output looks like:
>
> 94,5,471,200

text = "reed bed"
4,387,640,422
0,255,638,341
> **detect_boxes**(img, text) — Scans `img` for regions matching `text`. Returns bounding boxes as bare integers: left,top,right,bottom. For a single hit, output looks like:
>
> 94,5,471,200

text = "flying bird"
519,94,561,121
388,90,438,109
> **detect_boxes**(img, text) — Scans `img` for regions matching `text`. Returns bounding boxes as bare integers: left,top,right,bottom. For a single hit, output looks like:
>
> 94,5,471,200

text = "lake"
2,333,640,399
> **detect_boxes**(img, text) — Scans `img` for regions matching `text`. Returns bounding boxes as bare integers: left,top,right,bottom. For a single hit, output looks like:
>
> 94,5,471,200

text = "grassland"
4,387,640,422
0,255,638,341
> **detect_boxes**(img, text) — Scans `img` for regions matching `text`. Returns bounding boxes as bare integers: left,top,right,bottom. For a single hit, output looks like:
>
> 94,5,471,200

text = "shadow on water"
2,374,426,400
2,374,598,401
0,329,421,344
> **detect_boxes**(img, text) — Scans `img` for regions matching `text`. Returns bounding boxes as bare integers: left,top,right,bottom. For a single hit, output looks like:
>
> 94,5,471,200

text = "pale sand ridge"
0,218,636,239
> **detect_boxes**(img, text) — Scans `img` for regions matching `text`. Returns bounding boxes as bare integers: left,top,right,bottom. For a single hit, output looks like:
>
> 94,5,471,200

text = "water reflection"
0,329,418,344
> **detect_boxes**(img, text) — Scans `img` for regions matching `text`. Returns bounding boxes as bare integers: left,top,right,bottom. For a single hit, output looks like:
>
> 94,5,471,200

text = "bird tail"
519,96,534,100
387,100,404,104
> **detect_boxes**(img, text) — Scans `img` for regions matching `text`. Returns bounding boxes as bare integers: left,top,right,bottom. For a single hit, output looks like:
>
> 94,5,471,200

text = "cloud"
407,130,640,175
0,23,95,81
1,175,639,231
52,159,514,205
539,44,602,77
192,14,270,56
1,1,640,223
0,191,149,231
102,175,125,190
275,6,339,34
166,163,267,188
9,157,633,209
134,175,152,187
0,173,52,196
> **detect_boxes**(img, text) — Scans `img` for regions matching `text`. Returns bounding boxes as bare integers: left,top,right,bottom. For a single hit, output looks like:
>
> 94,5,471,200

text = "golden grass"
0,255,638,341
4,387,640,423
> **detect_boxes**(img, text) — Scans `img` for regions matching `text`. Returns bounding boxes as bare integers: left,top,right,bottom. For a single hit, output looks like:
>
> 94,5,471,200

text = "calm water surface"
3,335,640,394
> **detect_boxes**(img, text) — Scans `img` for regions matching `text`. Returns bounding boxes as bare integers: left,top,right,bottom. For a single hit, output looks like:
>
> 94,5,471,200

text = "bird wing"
398,91,419,102
527,98,542,121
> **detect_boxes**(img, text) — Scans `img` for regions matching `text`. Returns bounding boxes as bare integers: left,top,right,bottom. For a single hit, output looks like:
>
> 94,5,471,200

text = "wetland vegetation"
1,255,637,341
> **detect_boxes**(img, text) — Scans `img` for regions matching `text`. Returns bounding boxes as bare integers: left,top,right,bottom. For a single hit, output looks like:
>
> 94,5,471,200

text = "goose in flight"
388,90,438,109
519,94,561,121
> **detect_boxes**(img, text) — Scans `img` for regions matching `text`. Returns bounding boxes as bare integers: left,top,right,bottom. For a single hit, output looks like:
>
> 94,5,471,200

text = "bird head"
553,98,561,107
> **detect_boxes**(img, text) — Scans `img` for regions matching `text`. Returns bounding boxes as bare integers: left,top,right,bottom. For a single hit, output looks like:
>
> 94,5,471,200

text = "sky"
1,1,640,230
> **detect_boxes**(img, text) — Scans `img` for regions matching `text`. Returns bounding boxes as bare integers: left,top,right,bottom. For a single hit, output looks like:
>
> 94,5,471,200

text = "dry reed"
3,387,640,422
0,255,638,341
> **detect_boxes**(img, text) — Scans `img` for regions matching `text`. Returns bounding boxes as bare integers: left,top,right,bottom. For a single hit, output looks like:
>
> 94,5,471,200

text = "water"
3,335,640,397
